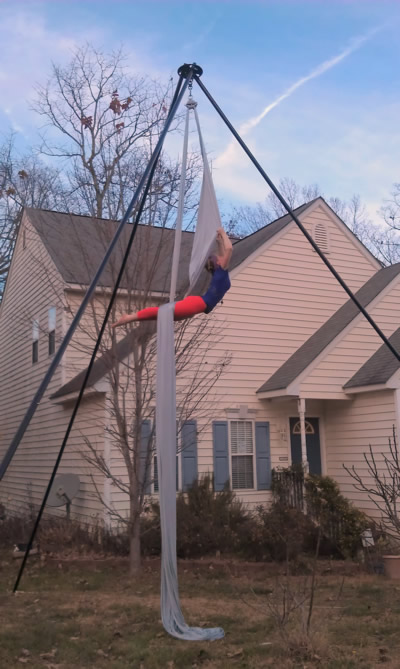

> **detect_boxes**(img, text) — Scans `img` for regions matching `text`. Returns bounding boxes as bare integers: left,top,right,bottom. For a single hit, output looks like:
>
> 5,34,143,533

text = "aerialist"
112,227,232,327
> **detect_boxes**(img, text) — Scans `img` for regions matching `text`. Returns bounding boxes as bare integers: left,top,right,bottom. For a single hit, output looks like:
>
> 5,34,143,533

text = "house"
0,197,399,524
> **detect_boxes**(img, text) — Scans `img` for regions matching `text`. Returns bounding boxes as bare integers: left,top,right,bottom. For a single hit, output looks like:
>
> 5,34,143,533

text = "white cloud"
215,23,387,171
0,5,104,138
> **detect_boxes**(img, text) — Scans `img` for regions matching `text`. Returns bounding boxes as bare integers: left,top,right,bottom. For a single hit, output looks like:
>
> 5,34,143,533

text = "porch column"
297,397,309,472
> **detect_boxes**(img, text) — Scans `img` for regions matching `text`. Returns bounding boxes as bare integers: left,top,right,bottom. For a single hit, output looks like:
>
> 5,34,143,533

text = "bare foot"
111,313,138,328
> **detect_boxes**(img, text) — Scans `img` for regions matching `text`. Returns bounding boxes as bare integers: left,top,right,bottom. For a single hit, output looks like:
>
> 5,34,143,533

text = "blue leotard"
201,266,231,314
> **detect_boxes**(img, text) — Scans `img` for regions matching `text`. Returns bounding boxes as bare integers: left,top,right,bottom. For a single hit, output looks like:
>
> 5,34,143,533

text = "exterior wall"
164,204,378,507
0,203,383,522
0,214,105,521
299,282,400,398
324,390,396,518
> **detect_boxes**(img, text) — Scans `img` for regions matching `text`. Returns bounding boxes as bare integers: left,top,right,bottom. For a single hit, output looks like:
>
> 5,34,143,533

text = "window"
48,307,56,356
230,420,254,489
32,319,39,364
292,420,315,435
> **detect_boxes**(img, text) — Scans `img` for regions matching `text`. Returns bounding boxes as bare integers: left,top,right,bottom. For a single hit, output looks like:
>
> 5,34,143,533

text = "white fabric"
155,102,224,641
188,107,221,293
156,303,224,641
169,105,190,302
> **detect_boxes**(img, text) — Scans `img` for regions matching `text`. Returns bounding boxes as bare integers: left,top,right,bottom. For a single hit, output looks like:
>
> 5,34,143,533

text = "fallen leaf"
227,648,243,658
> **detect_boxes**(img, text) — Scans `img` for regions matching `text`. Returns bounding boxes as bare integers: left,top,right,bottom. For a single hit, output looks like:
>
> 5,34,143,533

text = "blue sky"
1,0,399,222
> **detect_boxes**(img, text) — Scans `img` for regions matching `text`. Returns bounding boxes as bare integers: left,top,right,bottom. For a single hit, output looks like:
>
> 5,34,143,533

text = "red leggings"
136,296,207,322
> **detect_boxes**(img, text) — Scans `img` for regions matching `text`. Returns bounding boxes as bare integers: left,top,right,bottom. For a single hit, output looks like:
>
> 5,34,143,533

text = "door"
290,417,322,475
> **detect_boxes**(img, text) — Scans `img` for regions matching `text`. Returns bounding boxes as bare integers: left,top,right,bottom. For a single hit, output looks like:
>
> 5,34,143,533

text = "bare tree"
29,44,228,574
32,45,199,223
0,135,63,299
229,179,400,265
344,427,400,545
381,183,400,231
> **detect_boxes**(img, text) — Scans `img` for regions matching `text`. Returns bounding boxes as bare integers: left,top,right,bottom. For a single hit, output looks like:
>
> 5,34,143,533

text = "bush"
304,473,369,558
141,475,252,558
249,503,318,562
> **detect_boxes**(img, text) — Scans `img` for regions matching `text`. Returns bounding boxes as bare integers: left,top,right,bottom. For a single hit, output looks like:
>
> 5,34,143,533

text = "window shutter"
140,420,152,495
213,421,229,491
255,422,271,490
181,420,198,491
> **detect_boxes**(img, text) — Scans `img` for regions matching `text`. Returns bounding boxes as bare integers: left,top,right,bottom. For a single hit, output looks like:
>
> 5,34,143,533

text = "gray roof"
50,326,156,399
26,208,195,295
344,328,400,389
26,199,319,296
257,262,400,394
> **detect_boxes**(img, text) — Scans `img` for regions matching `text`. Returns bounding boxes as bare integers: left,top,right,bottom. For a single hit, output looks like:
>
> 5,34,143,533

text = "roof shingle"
344,328,400,389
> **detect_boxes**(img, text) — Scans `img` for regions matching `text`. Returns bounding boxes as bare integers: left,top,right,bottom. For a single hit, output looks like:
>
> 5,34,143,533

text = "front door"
289,417,322,475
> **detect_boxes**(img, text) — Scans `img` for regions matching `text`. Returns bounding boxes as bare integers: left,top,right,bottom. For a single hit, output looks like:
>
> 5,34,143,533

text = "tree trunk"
129,506,141,575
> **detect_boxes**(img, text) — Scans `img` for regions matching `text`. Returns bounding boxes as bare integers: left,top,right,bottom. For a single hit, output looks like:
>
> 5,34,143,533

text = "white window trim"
228,419,256,492
48,306,56,332
32,318,39,341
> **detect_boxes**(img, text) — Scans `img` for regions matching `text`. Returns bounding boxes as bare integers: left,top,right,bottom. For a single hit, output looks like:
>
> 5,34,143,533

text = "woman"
112,227,232,327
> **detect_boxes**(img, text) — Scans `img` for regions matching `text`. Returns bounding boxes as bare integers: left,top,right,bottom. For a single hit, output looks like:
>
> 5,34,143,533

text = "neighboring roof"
25,208,194,295
25,199,320,294
50,325,156,399
344,328,400,389
257,262,400,394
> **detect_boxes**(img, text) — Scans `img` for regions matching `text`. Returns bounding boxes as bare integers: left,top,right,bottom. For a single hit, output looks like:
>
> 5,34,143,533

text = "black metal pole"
194,75,400,364
12,70,193,592
0,72,190,483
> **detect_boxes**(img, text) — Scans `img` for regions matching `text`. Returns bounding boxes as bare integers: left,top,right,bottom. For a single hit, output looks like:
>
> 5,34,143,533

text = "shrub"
141,475,252,558
304,473,369,558
251,503,318,562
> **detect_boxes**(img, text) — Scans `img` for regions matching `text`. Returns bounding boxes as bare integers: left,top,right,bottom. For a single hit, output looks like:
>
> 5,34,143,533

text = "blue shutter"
140,420,152,495
255,421,271,490
181,420,198,491
213,421,229,491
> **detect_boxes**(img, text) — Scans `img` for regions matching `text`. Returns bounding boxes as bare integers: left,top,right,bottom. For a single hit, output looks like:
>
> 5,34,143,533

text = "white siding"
0,215,105,521
324,391,396,518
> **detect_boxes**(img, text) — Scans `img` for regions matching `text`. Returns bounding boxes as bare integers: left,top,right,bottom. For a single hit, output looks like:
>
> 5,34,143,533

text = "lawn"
1,551,400,668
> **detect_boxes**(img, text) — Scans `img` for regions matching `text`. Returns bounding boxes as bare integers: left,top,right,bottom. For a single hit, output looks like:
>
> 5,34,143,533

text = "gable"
257,263,400,395
0,210,64,317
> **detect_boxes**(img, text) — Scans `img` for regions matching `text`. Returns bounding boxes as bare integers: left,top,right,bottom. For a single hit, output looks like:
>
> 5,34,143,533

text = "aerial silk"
155,98,224,641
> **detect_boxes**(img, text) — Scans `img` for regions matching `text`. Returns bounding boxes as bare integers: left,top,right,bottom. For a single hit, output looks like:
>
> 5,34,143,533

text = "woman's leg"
136,306,160,321
136,296,207,322
173,295,207,320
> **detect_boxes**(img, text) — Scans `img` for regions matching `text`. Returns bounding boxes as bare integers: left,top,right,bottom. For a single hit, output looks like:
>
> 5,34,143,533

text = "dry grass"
1,551,400,668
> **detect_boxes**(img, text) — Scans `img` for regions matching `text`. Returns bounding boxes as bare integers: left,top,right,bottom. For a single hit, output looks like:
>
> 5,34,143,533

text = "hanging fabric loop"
156,101,225,641
169,101,191,301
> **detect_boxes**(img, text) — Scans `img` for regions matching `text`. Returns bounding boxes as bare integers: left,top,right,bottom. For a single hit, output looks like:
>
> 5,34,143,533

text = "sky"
0,0,399,223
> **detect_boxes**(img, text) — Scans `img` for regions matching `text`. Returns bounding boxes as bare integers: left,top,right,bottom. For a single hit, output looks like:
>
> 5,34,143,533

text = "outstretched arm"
216,227,233,269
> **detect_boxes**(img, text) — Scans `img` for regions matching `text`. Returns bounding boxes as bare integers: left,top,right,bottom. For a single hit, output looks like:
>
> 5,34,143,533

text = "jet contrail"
216,24,384,167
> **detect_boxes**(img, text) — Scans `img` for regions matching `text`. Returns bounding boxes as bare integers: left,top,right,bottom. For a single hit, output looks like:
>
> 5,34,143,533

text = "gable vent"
313,222,330,253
